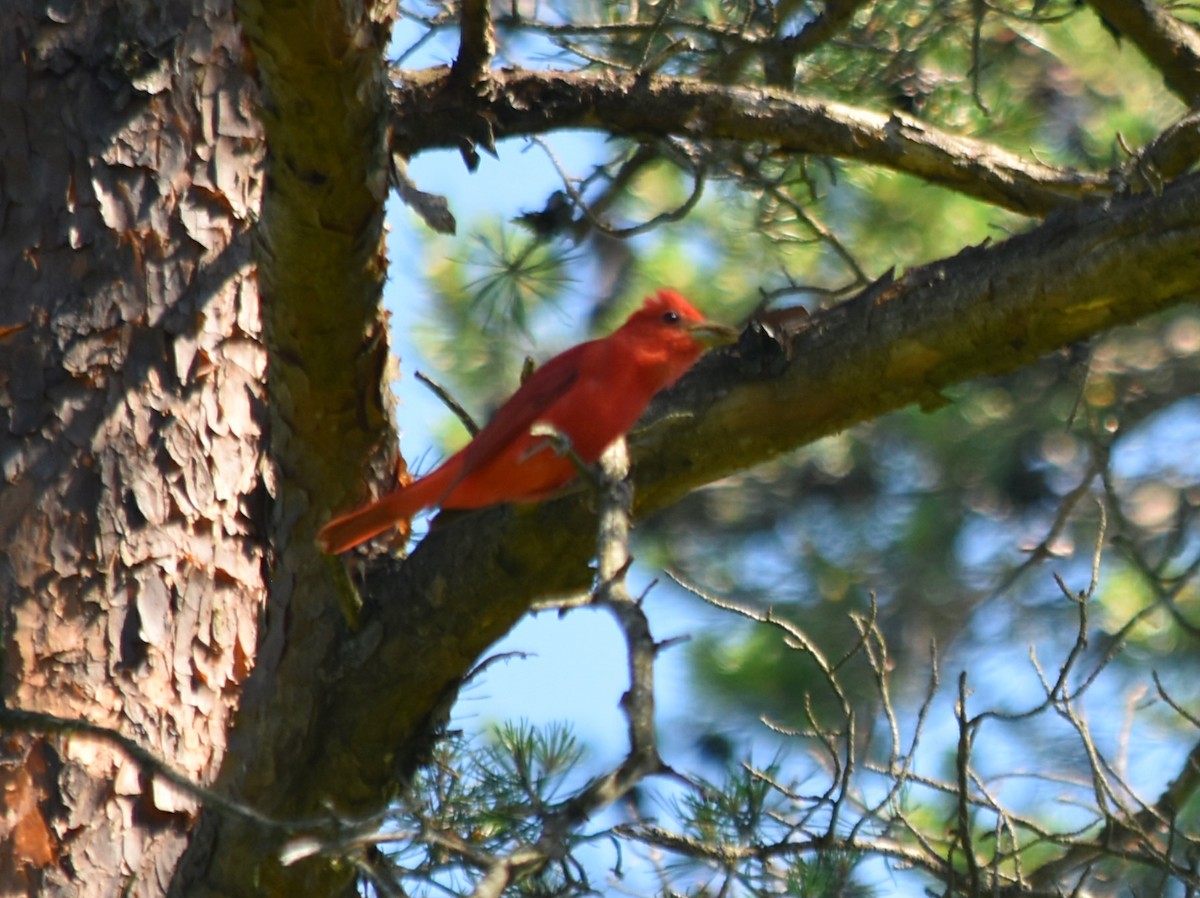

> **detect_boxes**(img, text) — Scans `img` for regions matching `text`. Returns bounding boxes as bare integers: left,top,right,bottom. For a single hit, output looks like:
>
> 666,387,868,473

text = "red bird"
316,289,736,554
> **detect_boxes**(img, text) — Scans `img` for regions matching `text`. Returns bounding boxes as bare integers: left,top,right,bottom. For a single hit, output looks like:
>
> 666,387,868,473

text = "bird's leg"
527,423,604,490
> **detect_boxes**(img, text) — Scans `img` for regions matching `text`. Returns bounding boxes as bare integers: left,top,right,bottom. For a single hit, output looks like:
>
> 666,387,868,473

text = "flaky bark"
299,171,1200,818
169,0,398,895
0,0,265,895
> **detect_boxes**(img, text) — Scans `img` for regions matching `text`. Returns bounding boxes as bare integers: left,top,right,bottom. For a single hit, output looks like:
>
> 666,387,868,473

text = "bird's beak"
687,320,739,348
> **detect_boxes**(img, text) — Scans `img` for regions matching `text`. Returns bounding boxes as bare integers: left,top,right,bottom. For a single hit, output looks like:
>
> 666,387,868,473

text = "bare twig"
0,706,329,834
781,0,870,56
391,156,457,235
731,150,871,286
559,439,665,811
416,370,480,435
953,672,983,894
531,136,708,239
985,459,1101,603
1154,673,1200,730
637,552,1200,897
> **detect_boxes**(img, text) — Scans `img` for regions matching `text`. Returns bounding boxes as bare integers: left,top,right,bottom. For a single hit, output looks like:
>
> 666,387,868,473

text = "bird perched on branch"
316,289,737,554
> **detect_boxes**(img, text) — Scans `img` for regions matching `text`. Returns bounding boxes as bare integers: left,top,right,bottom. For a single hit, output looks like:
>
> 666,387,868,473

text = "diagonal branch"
306,172,1200,828
390,67,1114,216
1128,108,1200,185
0,708,290,830
1084,0,1200,105
781,0,871,56
631,170,1200,512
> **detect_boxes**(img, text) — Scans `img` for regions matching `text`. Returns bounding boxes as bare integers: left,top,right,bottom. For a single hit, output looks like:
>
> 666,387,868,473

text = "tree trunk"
0,1,265,894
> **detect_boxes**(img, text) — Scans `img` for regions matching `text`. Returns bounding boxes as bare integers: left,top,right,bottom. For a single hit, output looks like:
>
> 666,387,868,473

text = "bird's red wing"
455,344,585,482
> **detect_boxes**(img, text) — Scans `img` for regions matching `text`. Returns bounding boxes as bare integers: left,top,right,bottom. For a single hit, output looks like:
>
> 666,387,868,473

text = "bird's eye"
661,311,680,324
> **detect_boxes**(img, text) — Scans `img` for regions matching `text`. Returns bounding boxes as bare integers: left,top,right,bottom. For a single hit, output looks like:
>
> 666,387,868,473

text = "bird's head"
625,289,738,351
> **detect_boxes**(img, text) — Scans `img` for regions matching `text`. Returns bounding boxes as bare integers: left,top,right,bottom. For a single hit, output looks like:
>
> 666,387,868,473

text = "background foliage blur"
385,1,1199,895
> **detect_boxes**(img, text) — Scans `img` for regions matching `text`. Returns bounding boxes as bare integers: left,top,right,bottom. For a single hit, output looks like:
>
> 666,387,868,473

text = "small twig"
984,459,1101,603
779,0,869,56
531,136,708,239
391,157,457,235
1086,499,1107,600
352,848,409,898
968,0,991,115
1126,108,1200,188
953,673,982,894
632,0,676,73
1153,673,1200,730
464,650,534,685
668,571,852,720
731,151,871,286
0,706,323,833
0,707,421,878
416,370,480,436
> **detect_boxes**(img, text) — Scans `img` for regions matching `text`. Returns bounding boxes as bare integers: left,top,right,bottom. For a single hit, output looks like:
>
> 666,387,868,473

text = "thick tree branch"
631,170,1200,511
1084,0,1200,105
391,67,1114,216
306,172,1200,820
451,0,495,88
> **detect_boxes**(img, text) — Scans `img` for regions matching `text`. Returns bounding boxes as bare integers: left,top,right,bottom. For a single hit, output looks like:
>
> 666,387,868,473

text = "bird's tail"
315,492,412,555
316,464,458,554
